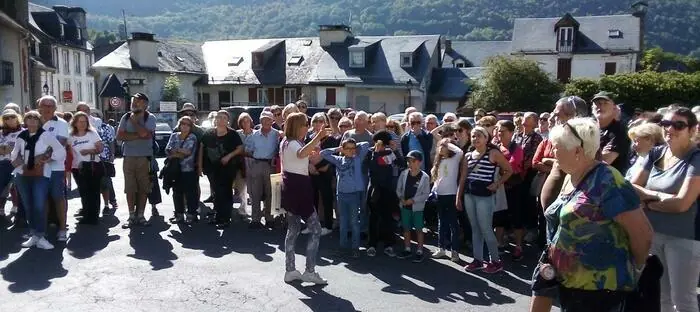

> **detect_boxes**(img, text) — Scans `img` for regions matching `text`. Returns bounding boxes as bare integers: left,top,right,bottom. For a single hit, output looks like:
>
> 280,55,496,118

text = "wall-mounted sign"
62,90,73,103
125,78,146,86
159,101,177,112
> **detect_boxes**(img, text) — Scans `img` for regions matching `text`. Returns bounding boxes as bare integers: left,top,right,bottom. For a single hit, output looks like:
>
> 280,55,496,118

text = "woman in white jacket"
12,111,66,250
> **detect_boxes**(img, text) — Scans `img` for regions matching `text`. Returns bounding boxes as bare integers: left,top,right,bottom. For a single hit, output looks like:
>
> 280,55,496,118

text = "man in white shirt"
37,95,70,242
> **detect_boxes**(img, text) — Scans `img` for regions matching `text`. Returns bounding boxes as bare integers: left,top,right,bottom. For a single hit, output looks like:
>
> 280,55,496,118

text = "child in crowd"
320,138,370,258
396,150,431,263
430,138,464,262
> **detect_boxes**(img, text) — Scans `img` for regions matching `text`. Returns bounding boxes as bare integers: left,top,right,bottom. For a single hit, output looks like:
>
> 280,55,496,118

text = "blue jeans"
463,193,500,262
15,175,50,237
437,194,459,251
338,192,362,250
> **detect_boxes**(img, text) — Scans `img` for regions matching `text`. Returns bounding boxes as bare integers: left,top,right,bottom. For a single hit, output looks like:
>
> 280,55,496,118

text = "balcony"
557,42,573,53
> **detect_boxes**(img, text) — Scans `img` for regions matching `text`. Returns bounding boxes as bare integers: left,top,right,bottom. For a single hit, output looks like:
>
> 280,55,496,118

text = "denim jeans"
15,175,50,237
651,232,700,312
173,171,199,216
337,192,362,250
463,193,500,262
437,194,459,251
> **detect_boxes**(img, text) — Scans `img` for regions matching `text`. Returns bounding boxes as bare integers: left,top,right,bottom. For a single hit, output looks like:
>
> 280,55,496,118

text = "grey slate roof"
202,37,326,85
429,67,485,100
511,14,641,53
309,35,441,85
92,40,206,74
442,41,512,68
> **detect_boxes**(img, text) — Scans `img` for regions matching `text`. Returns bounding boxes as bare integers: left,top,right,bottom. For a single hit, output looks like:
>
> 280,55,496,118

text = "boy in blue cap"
396,150,431,262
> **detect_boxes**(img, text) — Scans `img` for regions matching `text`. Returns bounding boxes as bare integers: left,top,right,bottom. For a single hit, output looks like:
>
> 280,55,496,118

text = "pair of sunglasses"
659,119,690,131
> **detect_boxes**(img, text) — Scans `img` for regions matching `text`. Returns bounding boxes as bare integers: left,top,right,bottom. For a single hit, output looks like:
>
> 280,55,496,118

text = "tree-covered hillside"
37,0,700,55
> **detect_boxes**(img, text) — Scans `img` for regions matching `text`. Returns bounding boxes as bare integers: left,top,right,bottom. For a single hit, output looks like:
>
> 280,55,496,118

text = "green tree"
641,47,700,72
161,73,181,102
88,30,119,47
470,56,562,112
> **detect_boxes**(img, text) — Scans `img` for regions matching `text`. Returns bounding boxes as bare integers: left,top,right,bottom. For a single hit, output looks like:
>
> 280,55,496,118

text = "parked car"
154,123,173,155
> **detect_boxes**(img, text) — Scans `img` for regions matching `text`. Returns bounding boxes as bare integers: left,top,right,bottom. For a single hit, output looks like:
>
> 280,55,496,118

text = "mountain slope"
36,0,700,55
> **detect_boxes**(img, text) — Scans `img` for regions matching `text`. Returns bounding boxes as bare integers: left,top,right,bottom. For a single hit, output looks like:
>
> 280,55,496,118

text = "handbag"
79,155,105,178
103,162,116,178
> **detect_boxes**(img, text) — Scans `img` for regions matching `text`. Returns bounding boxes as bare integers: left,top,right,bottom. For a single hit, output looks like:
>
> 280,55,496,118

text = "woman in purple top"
280,112,331,285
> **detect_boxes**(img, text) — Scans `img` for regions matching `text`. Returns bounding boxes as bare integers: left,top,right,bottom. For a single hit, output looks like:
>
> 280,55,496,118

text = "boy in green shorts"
395,151,431,263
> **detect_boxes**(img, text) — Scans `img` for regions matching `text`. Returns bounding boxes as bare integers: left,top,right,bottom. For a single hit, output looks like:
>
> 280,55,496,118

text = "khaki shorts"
123,157,151,195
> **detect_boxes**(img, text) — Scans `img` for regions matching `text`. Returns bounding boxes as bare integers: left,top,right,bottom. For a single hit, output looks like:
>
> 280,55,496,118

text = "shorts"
123,156,151,195
100,176,113,192
401,208,424,231
49,171,66,199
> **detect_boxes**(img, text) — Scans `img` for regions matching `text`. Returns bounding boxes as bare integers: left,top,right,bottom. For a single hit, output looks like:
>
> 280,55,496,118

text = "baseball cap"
260,110,274,121
591,91,615,103
132,92,150,102
406,150,423,162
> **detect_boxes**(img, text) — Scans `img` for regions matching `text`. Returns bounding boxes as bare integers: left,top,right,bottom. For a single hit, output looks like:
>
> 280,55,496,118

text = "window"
60,24,64,37
557,58,572,83
218,90,232,106
325,88,336,106
400,53,412,68
65,80,71,92
302,39,312,46
608,29,622,38
1,61,13,86
288,56,304,66
33,42,39,56
62,50,70,74
454,60,465,68
74,52,81,74
85,54,92,70
605,62,617,75
284,89,297,105
53,48,59,72
57,80,60,96
558,27,574,52
77,29,81,40
77,81,82,101
257,88,268,104
349,51,364,68
88,82,93,103
198,92,211,111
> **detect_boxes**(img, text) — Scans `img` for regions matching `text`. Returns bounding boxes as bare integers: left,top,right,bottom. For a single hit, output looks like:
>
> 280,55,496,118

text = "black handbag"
79,155,105,178
103,162,116,177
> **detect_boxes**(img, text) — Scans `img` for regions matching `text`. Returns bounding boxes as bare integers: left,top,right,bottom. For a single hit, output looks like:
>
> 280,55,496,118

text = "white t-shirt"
42,117,69,171
0,130,22,161
280,139,308,176
433,143,464,195
68,131,102,169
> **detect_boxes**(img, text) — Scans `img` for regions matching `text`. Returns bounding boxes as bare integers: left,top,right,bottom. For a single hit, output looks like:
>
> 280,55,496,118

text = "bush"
564,71,700,111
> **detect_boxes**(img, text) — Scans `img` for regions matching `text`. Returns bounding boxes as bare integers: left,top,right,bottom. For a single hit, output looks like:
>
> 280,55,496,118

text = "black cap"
591,91,614,103
406,150,423,162
132,92,149,102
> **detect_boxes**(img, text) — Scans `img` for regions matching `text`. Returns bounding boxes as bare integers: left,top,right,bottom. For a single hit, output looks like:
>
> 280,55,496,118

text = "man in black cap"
176,103,204,141
591,91,631,174
116,93,157,228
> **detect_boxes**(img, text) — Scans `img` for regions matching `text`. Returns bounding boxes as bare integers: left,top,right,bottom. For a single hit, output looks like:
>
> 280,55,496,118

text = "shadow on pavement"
294,284,360,312
126,215,177,270
0,222,23,262
65,215,121,259
0,245,68,293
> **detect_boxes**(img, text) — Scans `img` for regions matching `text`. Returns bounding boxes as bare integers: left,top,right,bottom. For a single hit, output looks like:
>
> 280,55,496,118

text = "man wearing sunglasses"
592,91,631,174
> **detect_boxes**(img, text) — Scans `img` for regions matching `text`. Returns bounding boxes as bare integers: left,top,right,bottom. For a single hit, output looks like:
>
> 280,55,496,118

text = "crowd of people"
1,90,699,312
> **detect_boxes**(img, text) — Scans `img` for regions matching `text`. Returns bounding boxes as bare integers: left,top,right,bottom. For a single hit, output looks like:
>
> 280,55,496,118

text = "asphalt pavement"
0,158,548,312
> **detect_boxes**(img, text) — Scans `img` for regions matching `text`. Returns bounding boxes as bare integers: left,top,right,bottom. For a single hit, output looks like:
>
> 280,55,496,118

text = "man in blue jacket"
400,112,433,175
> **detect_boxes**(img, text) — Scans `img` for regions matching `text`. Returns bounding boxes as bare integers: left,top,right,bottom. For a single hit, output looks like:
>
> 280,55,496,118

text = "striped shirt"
466,150,497,184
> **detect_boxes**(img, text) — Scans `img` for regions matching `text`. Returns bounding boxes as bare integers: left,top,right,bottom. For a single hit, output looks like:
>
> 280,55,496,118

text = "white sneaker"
36,237,54,250
432,249,447,259
320,228,332,236
21,235,39,248
450,250,460,262
301,228,311,235
284,270,302,283
57,230,68,242
301,271,328,285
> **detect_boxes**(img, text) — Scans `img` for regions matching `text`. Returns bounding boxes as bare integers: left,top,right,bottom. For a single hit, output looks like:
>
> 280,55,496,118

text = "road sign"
110,97,122,108
62,91,73,103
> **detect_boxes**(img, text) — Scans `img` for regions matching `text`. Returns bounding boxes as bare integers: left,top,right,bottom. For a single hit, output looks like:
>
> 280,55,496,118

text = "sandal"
169,215,184,224
136,217,151,227
121,217,136,229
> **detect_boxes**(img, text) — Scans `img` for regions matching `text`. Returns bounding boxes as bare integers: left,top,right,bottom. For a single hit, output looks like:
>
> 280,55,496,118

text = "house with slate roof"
91,32,206,116
28,2,95,111
0,0,31,110
198,25,442,114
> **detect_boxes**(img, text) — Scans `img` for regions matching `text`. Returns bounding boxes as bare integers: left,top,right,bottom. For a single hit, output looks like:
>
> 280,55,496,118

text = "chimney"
128,32,159,69
444,39,452,53
319,24,353,47
631,1,648,52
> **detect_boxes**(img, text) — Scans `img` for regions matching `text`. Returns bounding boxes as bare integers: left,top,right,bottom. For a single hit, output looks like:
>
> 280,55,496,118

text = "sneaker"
351,250,360,258
320,228,332,236
301,271,328,285
102,206,111,215
21,235,39,248
57,230,68,242
483,260,504,274
383,247,396,258
366,247,377,257
397,250,412,259
301,228,311,235
512,246,524,261
465,260,485,271
451,251,460,262
412,252,425,263
36,237,54,250
432,249,447,259
284,270,303,283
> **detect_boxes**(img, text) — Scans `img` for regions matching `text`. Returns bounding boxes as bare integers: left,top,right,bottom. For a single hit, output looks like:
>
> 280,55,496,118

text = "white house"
0,1,31,110
28,3,95,112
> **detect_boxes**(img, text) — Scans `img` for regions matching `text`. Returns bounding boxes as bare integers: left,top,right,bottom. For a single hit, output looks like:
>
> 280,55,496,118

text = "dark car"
154,123,173,155
223,106,265,129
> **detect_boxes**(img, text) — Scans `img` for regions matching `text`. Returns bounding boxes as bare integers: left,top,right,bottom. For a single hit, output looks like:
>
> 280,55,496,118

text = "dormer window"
288,55,304,66
60,24,64,37
454,60,465,68
349,51,364,68
77,29,81,40
608,29,622,38
558,27,574,53
400,52,413,68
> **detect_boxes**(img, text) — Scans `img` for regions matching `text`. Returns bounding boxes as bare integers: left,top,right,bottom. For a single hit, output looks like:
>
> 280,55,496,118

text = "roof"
203,37,326,85
98,73,124,98
429,67,484,100
309,35,441,85
442,41,512,68
512,14,641,53
92,40,206,74
0,10,27,33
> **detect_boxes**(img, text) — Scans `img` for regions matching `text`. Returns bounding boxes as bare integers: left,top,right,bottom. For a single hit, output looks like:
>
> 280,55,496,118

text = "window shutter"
275,88,284,105
266,89,274,105
325,88,336,106
248,88,257,103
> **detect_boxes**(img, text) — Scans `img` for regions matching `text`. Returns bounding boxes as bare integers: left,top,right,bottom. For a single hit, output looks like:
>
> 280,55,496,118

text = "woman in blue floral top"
95,113,118,212
166,116,199,224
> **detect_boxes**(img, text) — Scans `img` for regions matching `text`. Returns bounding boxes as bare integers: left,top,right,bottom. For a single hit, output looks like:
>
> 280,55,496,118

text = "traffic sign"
110,97,122,108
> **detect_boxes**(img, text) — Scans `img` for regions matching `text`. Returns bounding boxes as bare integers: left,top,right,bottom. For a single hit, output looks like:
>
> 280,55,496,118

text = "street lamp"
42,83,49,95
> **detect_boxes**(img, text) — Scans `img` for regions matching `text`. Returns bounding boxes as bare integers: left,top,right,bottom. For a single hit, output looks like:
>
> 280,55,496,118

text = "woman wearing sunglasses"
631,107,700,312
0,109,22,218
